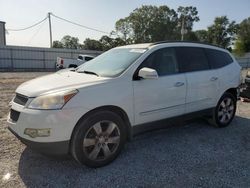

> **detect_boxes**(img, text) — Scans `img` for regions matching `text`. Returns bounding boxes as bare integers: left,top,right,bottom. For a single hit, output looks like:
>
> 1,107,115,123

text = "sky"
0,0,249,48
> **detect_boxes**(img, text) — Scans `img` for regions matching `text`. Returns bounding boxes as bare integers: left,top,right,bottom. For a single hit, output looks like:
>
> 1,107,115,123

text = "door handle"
174,82,184,87
210,77,218,81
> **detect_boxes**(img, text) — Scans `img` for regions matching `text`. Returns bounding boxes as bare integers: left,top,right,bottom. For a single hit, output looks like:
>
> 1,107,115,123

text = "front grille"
10,109,20,122
13,93,28,106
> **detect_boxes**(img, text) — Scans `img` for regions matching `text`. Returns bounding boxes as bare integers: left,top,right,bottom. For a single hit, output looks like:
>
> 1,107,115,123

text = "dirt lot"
0,72,250,188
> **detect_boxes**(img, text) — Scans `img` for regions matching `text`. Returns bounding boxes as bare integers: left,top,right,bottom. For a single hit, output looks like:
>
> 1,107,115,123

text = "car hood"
16,71,110,97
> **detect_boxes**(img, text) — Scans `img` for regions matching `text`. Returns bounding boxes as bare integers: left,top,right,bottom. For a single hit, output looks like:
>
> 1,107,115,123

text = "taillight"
61,59,64,65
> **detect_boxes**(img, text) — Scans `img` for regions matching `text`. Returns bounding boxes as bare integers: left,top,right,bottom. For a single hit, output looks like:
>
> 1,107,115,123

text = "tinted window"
139,48,178,76
85,56,93,61
175,47,210,72
205,49,233,69
78,56,83,60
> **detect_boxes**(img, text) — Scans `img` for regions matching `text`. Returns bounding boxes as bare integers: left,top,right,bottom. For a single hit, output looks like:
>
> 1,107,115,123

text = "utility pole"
180,16,191,41
181,16,186,41
48,12,53,48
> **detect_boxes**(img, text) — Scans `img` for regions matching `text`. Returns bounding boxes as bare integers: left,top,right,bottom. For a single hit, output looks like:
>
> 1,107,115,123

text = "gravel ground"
0,72,250,188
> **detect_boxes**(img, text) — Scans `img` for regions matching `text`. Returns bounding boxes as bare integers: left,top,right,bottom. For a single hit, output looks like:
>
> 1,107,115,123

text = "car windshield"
76,48,147,77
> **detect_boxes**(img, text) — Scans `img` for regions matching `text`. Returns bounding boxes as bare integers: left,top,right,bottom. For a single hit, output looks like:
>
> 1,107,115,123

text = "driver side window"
139,47,179,77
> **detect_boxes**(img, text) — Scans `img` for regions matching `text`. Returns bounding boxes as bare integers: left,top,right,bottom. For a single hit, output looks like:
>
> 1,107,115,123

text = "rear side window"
85,56,93,61
175,47,210,73
205,49,233,69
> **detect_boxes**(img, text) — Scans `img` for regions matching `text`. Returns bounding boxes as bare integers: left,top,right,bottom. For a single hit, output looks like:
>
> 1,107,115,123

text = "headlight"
28,89,78,110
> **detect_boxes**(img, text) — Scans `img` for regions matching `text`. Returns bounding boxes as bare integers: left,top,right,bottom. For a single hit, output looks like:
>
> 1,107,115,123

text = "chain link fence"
236,57,250,69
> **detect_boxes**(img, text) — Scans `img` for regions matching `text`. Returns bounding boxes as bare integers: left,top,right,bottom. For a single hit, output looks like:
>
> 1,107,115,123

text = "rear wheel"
70,111,126,167
210,92,236,127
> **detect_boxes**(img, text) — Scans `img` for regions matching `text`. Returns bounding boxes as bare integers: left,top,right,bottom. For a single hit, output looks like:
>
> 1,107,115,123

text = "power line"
6,13,115,36
7,17,48,31
5,12,117,47
27,18,47,45
51,13,110,35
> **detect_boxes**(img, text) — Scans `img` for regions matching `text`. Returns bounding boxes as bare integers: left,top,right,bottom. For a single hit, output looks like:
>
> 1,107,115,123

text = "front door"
133,47,187,125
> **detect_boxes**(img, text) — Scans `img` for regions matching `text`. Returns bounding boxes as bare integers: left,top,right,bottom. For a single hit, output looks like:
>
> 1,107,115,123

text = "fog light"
24,128,51,138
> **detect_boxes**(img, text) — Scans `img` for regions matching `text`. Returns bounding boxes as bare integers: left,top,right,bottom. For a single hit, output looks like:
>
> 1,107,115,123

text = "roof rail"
150,40,223,49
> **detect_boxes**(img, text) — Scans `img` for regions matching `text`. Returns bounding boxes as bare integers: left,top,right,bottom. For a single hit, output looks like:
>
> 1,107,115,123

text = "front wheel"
210,92,237,128
70,111,127,167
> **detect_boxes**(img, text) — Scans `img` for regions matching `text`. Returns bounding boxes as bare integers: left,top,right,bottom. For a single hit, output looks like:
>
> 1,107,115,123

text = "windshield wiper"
78,70,99,77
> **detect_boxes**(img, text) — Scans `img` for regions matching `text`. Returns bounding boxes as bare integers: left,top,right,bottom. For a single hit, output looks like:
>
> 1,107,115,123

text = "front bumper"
8,126,69,155
7,100,89,156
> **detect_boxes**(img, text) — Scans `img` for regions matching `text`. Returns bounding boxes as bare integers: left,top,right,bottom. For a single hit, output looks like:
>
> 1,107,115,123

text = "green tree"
99,35,114,50
207,16,238,49
177,6,200,40
115,17,133,43
52,40,64,48
184,31,199,41
234,40,246,56
131,5,179,42
115,5,179,43
177,6,199,30
61,35,80,49
115,5,200,43
111,37,126,48
194,30,209,42
99,35,126,51
235,17,250,54
83,38,103,51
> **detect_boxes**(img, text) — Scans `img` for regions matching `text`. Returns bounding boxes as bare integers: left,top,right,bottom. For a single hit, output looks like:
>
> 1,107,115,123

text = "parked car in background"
56,54,94,69
8,41,241,168
245,71,250,84
240,70,250,98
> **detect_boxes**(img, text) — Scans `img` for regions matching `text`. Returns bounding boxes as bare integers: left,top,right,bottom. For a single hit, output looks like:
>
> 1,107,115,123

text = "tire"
210,92,237,128
70,111,127,168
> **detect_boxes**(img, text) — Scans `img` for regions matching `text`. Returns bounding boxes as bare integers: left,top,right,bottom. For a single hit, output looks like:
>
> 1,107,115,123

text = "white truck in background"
56,54,94,69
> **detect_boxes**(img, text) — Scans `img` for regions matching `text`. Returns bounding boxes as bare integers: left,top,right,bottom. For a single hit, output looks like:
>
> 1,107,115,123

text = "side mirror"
138,67,158,79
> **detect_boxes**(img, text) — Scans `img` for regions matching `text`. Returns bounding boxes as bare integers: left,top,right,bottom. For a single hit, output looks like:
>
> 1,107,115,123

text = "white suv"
8,42,241,167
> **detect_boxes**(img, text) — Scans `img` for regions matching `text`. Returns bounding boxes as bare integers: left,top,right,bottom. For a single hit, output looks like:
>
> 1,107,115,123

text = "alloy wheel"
83,121,120,161
218,97,235,124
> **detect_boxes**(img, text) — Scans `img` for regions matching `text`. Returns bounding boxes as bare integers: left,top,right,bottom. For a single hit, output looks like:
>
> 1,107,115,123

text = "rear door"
175,47,220,113
205,48,236,98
